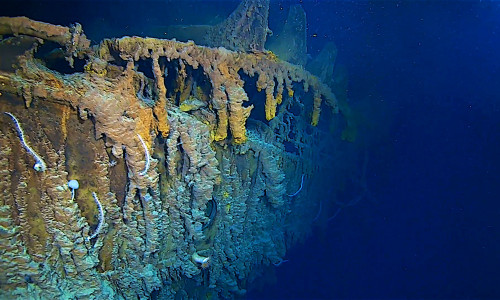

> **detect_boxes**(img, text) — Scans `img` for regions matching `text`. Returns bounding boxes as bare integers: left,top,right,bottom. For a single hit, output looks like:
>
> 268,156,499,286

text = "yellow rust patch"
265,91,276,121
99,227,116,272
311,95,322,126
61,105,70,141
135,107,154,146
153,97,170,137
45,73,64,90
276,92,283,105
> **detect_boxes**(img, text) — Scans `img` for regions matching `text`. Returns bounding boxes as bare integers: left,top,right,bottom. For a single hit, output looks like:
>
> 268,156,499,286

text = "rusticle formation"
0,4,346,298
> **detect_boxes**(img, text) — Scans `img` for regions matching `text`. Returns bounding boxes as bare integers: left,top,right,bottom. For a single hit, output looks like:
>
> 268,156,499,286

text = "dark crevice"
164,60,212,107
288,121,296,140
289,100,302,117
189,64,212,102
135,59,158,106
272,77,279,98
34,40,85,74
238,70,267,124
121,146,130,225
202,198,217,230
302,86,315,116
283,141,299,155
163,58,180,99
288,81,305,116
106,46,128,68
136,58,154,79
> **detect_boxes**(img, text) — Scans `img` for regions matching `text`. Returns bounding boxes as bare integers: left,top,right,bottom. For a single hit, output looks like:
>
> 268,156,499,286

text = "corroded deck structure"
0,13,344,299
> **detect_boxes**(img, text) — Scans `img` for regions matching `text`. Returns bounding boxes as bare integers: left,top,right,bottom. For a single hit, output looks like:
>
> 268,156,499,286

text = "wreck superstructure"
0,7,346,298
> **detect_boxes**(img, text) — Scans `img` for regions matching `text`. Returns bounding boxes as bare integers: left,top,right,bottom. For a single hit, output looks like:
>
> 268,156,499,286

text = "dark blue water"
250,1,500,299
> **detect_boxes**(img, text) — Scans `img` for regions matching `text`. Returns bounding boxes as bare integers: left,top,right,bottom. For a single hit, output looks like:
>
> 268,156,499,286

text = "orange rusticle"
265,90,277,121
0,17,339,133
96,35,338,140
311,94,322,126
226,85,254,144
276,82,284,105
0,16,338,143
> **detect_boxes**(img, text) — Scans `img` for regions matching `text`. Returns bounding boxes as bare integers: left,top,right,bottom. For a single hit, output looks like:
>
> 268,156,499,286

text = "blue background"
249,1,500,299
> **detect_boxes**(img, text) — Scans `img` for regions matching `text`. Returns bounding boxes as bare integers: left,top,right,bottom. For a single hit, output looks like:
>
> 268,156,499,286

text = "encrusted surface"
0,17,342,299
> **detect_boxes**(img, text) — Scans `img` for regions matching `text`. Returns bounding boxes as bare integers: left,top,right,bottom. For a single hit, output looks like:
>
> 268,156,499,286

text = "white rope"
137,133,150,176
4,112,46,172
87,192,104,241
288,174,305,197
